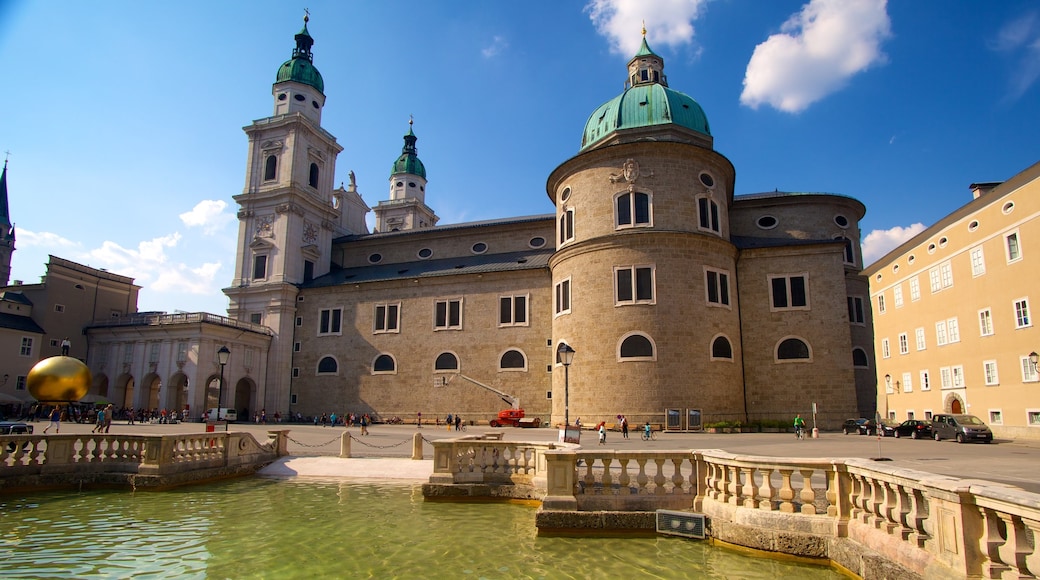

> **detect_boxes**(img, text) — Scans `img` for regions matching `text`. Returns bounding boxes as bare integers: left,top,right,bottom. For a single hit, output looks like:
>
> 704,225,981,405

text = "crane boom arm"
446,374,519,409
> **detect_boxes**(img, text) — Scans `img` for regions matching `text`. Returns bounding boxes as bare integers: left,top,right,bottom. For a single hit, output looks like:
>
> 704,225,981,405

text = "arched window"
619,333,655,360
500,349,526,370
616,191,651,228
698,197,720,233
264,155,277,181
852,347,869,368
836,235,855,265
435,352,458,371
317,356,338,374
711,336,733,360
777,338,811,361
373,354,396,373
309,163,319,188
559,208,574,244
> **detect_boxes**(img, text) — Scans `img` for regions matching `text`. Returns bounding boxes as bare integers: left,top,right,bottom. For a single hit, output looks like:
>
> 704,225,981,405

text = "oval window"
927,243,936,254
368,253,382,264
699,172,715,188
396,181,403,187
834,215,849,228
756,216,778,229
968,220,979,232
938,237,948,248
278,93,287,101
294,94,306,102
529,237,546,248
908,254,916,264
417,248,433,259
471,242,488,254
1003,202,1015,214
408,182,416,187
312,100,319,109
893,264,900,273
560,187,571,202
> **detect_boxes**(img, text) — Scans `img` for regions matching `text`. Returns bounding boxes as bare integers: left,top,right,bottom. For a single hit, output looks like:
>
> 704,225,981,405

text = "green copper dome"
580,37,710,151
391,125,426,179
275,19,324,94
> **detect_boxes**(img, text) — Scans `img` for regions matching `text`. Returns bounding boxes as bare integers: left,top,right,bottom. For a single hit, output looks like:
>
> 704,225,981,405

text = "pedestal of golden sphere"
27,356,92,403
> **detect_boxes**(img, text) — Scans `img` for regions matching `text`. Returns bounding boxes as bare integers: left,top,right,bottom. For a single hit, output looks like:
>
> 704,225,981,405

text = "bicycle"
640,429,657,441
795,426,806,440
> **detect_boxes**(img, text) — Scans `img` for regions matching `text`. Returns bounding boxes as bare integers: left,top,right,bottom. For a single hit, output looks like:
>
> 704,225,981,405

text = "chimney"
969,181,1002,200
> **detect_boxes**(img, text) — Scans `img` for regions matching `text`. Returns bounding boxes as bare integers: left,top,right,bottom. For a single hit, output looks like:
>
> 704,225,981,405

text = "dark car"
842,418,874,435
931,414,993,443
892,419,931,439
876,420,901,437
0,421,33,435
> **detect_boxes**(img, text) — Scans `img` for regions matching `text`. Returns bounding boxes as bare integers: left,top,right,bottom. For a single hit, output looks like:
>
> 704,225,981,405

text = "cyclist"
643,421,652,440
793,414,807,439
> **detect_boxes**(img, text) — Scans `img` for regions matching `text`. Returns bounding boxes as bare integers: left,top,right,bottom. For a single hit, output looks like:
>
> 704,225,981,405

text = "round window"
560,187,571,202
968,220,979,232
927,243,936,254
312,100,319,109
1003,202,1015,214
938,237,948,248
417,248,433,259
529,236,546,248
471,242,488,254
278,93,287,101
294,94,306,102
368,253,382,264
834,215,849,228
756,215,778,229
699,172,715,188
396,181,403,187
908,255,916,264
875,274,882,281
893,264,900,273
408,182,416,187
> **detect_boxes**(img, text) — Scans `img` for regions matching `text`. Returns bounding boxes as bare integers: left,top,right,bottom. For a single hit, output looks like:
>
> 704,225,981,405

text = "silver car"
931,414,993,443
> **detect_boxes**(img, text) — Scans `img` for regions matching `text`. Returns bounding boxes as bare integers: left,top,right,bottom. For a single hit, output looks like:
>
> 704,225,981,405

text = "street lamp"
1030,352,1039,374
557,342,575,427
217,346,230,422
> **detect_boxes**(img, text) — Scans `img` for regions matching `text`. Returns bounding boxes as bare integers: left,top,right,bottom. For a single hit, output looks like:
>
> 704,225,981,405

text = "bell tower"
224,14,344,411
0,158,15,287
373,119,438,232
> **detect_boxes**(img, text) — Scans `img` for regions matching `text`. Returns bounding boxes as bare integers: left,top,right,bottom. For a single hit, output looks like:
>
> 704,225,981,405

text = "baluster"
653,458,667,495
1022,517,1040,578
618,457,631,494
671,457,685,495
798,468,817,514
778,469,795,513
980,508,1012,577
741,467,758,508
583,456,597,491
635,457,649,494
908,488,929,546
758,467,775,510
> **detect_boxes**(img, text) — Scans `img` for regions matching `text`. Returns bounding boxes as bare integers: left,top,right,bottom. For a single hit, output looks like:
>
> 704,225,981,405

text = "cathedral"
221,17,875,429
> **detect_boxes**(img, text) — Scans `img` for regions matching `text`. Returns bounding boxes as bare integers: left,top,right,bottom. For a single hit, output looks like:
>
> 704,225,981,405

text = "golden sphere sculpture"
27,356,92,403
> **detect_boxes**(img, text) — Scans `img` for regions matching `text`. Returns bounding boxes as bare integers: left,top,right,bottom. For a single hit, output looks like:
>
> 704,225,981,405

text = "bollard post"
812,427,819,439
411,432,423,460
340,431,352,458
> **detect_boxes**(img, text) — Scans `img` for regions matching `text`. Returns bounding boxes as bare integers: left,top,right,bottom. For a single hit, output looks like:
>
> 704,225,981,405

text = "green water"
0,477,844,579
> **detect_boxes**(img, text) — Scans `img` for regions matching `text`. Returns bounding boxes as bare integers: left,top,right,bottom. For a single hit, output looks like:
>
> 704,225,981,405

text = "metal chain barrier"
286,435,342,448
346,433,415,450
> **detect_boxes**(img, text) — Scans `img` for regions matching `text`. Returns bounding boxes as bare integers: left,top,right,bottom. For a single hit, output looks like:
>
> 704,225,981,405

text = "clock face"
303,222,318,243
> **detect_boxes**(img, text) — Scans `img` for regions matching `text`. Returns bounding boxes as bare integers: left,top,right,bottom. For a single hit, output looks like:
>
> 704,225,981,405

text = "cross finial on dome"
304,8,310,24
642,21,647,37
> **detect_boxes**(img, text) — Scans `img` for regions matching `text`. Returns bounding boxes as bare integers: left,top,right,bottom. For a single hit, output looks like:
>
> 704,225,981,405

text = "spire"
0,158,11,230
627,25,666,88
391,117,426,179
292,11,315,63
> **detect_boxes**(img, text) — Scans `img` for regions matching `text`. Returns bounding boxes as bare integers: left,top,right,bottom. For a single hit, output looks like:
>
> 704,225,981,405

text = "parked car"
842,418,874,435
931,414,993,443
876,420,900,437
892,420,931,439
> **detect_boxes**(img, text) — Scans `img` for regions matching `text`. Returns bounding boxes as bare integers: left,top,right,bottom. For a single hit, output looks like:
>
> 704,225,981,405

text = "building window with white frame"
936,320,948,346
374,303,400,334
555,278,571,316
706,268,730,307
19,337,33,357
1006,231,1022,263
615,265,655,305
149,343,160,364
877,293,886,314
940,261,953,289
847,296,865,324
979,308,994,336
1028,410,1040,426
947,317,960,343
929,266,942,293
952,365,965,388
1014,298,1031,328
697,197,720,233
915,327,926,351
902,372,912,392
898,333,909,355
970,246,986,277
770,274,809,310
559,208,574,245
1021,356,1039,382
940,367,953,389
319,308,342,335
616,191,652,229
907,411,916,420
920,369,930,391
881,338,890,359
253,254,268,280
884,374,893,394
499,295,528,326
434,299,463,330
989,410,1003,425
983,360,999,385
909,276,921,301
893,285,904,308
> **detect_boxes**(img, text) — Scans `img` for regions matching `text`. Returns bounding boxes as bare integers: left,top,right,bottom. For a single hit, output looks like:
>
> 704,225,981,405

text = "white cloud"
179,199,234,235
482,35,508,59
861,223,926,266
988,10,1040,102
151,261,222,294
586,0,708,56
15,229,80,249
740,0,891,113
86,233,182,281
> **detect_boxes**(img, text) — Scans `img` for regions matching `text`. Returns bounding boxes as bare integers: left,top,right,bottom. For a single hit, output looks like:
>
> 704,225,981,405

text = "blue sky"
2,0,1038,315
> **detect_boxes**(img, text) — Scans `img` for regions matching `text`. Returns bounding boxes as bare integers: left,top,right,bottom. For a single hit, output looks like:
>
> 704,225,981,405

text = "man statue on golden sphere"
27,356,92,403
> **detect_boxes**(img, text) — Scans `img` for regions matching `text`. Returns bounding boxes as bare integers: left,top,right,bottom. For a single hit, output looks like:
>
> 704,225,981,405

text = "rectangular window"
706,268,730,306
940,261,953,289
984,360,999,385
907,411,916,420
374,303,400,333
970,246,986,277
924,410,933,420
149,343,160,363
929,267,942,293
293,342,301,352
615,265,655,304
877,294,886,314
947,317,960,343
19,337,33,357
909,276,921,301
979,308,994,336
1030,411,1040,426
902,371,912,392
1015,298,1031,328
319,308,343,335
559,209,574,244
292,367,300,378
915,327,926,351
555,279,571,315
250,313,263,325
123,344,134,363
434,299,462,330
898,333,909,355
616,192,651,228
952,366,965,388
15,376,26,391
936,320,948,346
920,370,930,391
1006,231,1022,262
54,304,65,313
989,410,1002,425
499,295,528,326
295,316,303,327
253,254,268,279
881,338,890,359
770,274,809,310
1022,356,1039,382
893,285,904,308
940,367,953,389
697,198,720,233
847,296,865,324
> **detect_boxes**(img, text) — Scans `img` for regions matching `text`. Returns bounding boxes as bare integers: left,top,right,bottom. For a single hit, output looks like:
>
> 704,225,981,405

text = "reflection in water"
0,477,843,579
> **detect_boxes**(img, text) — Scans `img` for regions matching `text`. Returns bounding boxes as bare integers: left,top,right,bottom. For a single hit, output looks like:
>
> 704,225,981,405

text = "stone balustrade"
0,430,288,490
424,435,568,500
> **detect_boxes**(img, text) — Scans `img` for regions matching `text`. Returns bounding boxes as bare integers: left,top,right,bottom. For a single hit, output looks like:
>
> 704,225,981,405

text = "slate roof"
731,235,842,250
0,312,45,334
333,214,554,244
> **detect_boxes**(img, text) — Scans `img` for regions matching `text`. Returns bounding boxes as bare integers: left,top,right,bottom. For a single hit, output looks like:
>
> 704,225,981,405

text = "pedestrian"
598,422,606,445
417,411,422,429
621,415,629,439
454,414,461,431
43,406,62,433
320,413,328,427
127,408,135,425
260,409,267,424
360,413,369,436
60,337,71,356
93,406,105,433
103,404,113,433
446,413,453,431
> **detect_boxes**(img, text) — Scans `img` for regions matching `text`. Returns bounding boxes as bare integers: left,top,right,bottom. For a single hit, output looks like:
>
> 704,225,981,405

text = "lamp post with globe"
217,345,230,429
